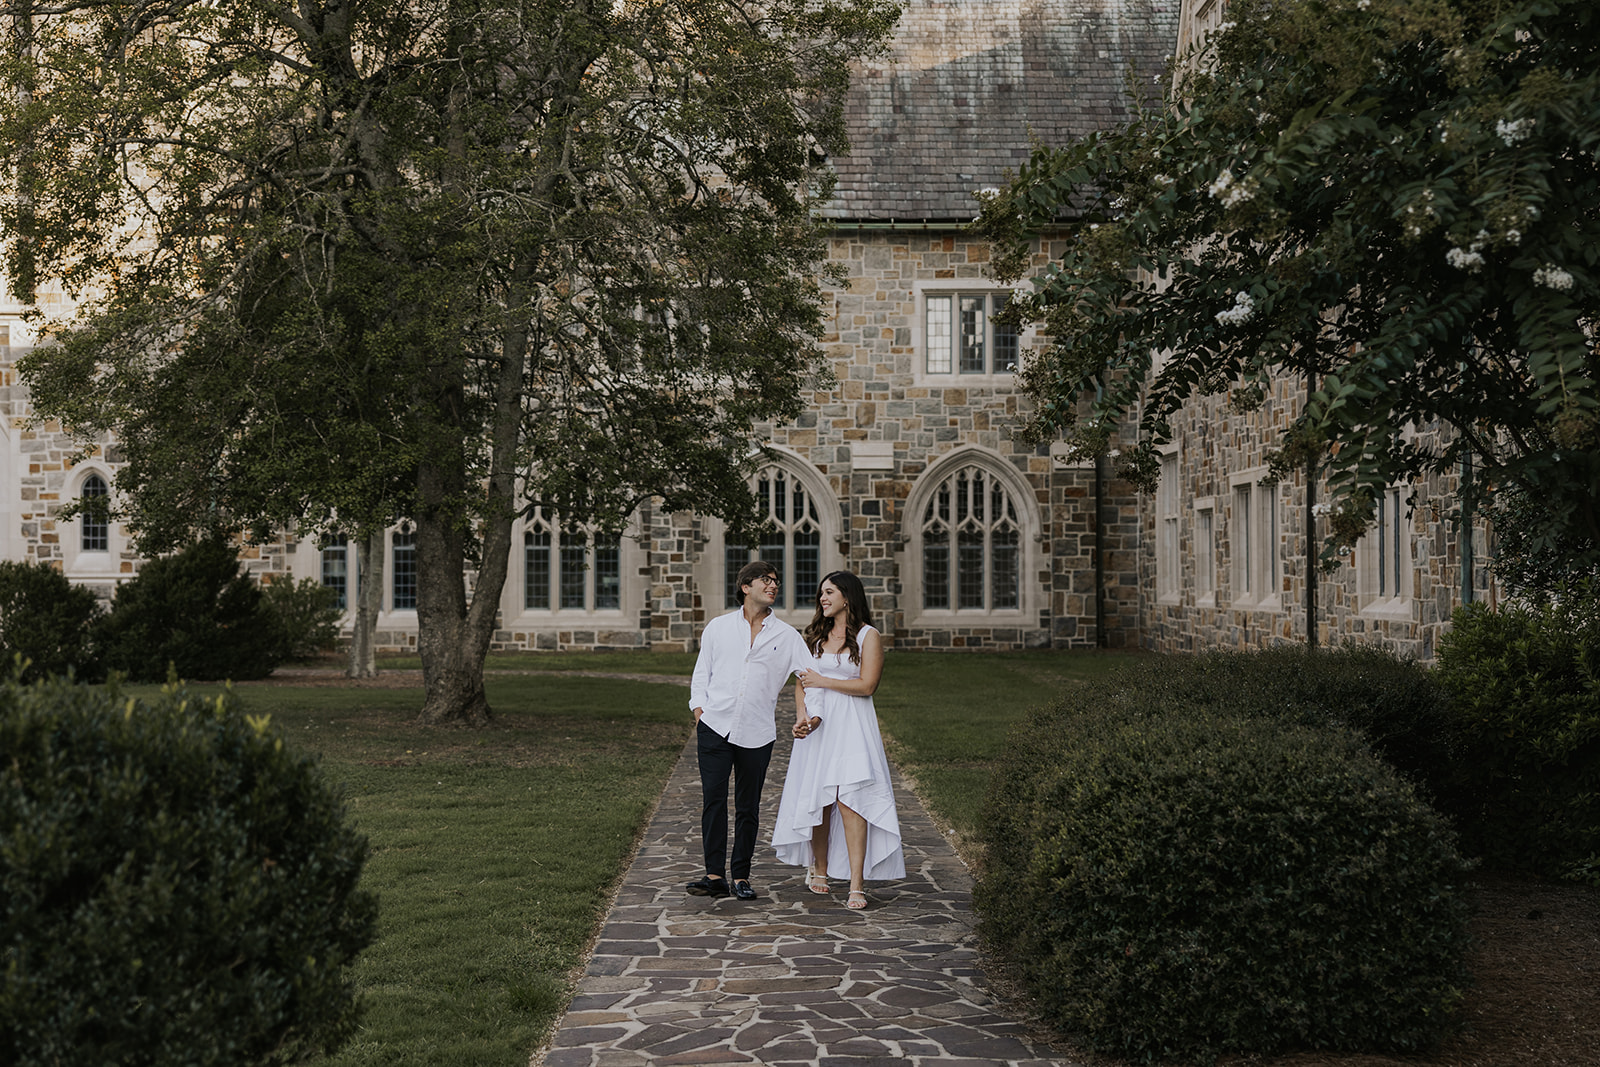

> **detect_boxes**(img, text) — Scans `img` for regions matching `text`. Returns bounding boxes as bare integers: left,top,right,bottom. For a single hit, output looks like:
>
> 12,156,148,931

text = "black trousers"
696,721,773,881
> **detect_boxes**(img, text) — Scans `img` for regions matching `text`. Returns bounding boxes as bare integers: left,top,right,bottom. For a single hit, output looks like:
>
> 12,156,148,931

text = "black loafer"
731,879,758,900
686,876,730,897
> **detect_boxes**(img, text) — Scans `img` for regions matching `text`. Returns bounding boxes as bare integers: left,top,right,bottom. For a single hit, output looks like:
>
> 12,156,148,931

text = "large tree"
0,0,898,723
977,0,1599,569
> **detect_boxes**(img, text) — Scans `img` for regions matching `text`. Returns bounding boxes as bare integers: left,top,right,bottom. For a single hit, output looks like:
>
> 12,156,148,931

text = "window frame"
1228,468,1282,612
1357,485,1415,618
903,449,1037,627
1155,448,1181,604
1194,496,1217,607
913,283,1030,385
714,459,836,621
518,510,629,616
63,466,121,580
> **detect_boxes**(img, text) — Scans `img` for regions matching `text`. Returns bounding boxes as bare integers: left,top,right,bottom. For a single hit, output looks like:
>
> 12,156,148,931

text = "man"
687,560,810,900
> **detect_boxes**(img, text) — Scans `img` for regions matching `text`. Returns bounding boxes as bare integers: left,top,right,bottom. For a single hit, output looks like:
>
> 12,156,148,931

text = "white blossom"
1505,228,1522,245
1446,247,1485,272
1496,118,1534,146
1356,0,1371,8
1214,290,1255,326
1534,264,1574,291
1207,169,1256,207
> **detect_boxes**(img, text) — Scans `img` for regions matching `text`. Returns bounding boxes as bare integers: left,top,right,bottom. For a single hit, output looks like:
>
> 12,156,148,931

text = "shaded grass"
872,649,1141,846
146,671,691,1067
116,648,1130,1064
376,650,698,675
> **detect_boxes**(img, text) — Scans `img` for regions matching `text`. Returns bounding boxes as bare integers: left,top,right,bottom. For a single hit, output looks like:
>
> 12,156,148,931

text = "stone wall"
1142,376,1496,661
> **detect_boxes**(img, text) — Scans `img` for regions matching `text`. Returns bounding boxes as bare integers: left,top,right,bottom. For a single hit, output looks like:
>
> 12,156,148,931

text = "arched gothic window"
724,467,822,611
524,509,621,612
920,465,1021,612
80,474,109,553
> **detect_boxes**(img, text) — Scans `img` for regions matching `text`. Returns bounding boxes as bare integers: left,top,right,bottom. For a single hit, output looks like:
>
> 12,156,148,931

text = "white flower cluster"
1496,118,1534,146
1311,502,1334,517
1214,290,1255,326
1207,169,1255,207
1534,264,1574,291
1446,230,1490,272
1215,20,1236,33
1402,188,1437,238
1356,0,1371,8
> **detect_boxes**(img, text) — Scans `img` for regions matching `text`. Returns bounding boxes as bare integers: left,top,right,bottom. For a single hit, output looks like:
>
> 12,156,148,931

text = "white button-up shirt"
690,607,811,748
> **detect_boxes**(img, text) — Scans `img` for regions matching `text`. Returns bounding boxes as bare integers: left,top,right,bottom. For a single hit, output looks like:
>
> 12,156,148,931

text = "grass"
132,647,1130,1065
872,648,1143,846
147,670,693,1067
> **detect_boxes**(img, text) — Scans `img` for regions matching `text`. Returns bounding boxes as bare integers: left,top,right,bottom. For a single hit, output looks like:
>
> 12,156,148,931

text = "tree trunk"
413,289,530,726
346,528,384,678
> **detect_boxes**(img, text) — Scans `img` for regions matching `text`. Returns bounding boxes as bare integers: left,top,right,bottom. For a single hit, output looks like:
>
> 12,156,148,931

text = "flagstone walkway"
534,690,1079,1067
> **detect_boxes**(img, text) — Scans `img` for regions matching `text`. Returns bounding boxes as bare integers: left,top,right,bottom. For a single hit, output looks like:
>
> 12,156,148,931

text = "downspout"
1305,366,1318,650
1095,452,1108,647
1460,451,1475,605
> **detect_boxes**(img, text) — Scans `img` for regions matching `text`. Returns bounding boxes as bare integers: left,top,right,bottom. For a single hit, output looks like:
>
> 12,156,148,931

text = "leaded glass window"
724,467,823,610
920,465,1022,612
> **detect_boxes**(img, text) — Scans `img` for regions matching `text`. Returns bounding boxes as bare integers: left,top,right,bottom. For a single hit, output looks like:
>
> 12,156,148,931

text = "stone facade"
0,0,1171,657
1140,373,1496,662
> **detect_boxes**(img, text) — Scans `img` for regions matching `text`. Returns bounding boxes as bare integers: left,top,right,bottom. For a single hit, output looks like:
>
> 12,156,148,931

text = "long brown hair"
803,570,873,664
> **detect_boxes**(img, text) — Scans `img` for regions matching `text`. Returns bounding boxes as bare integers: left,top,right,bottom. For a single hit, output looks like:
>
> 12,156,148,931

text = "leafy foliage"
1435,590,1600,877
262,577,342,662
0,677,377,1066
978,674,1472,1063
977,0,1600,566
0,560,104,683
0,0,899,721
96,539,286,682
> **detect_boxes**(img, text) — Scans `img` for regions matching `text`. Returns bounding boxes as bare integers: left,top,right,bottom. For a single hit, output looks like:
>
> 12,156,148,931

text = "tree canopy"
0,0,898,722
977,0,1600,568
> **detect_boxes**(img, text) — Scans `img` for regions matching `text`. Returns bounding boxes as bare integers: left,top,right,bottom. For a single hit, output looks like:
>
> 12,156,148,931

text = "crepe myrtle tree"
0,0,899,724
976,0,1600,572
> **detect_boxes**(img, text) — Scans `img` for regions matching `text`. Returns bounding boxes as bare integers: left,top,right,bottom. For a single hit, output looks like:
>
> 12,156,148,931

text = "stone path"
535,692,1078,1067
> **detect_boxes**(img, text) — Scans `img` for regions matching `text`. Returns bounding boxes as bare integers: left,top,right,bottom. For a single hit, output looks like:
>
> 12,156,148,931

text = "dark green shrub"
1083,646,1460,806
0,560,105,682
979,690,1472,1064
96,538,288,681
0,677,377,1066
1434,591,1600,877
262,577,342,661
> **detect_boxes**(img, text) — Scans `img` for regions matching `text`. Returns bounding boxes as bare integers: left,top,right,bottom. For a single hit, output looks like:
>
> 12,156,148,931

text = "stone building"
0,0,1175,655
5,0,1493,661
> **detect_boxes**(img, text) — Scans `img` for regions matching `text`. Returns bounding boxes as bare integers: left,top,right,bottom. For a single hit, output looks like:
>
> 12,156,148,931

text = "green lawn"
153,647,1132,1065
873,648,1140,848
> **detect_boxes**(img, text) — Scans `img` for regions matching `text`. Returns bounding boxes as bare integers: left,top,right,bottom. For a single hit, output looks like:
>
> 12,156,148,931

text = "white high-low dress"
772,625,906,881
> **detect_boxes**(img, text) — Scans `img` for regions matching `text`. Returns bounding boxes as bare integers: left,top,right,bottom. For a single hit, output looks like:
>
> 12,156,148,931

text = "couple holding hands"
687,562,904,910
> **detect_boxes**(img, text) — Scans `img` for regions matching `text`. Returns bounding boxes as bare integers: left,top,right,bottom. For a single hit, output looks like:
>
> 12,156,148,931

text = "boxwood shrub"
1434,593,1600,877
0,560,105,683
978,686,1472,1064
96,537,287,681
0,677,377,1066
1084,645,1460,808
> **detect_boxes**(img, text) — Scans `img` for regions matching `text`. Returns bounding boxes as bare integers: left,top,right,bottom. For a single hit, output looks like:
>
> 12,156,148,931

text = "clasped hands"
792,715,823,739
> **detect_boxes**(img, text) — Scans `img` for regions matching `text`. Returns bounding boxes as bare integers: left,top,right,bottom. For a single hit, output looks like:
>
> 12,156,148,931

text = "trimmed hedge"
978,679,1471,1064
1080,645,1461,807
0,560,104,683
96,537,287,681
0,678,377,1066
1435,594,1600,878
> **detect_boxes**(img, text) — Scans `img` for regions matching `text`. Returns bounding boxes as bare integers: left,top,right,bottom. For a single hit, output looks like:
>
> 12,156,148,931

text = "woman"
772,570,904,909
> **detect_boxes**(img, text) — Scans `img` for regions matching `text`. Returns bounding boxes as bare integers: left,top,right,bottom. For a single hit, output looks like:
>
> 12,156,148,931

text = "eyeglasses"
750,576,780,588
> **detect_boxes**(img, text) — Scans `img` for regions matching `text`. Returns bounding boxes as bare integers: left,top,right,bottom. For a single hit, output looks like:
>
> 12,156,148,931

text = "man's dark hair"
734,560,778,605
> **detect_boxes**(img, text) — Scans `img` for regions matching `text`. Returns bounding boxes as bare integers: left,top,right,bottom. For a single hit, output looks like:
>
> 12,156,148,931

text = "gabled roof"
823,0,1179,223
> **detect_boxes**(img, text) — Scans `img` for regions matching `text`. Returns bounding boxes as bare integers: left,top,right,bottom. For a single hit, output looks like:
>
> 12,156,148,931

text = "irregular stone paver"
534,693,1083,1066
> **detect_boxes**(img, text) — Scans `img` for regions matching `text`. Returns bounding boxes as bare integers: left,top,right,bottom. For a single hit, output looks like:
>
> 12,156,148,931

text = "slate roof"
823,0,1180,223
